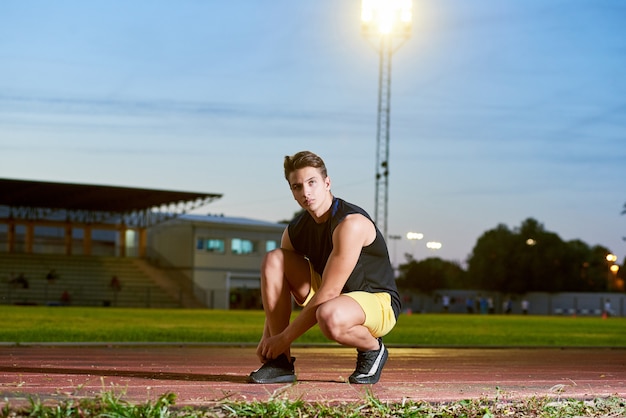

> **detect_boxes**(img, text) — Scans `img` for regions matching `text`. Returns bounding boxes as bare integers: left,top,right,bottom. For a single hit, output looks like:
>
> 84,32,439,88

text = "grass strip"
2,390,624,417
1,305,625,346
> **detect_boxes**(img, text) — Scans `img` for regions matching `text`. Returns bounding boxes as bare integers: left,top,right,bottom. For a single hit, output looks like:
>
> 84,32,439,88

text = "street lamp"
426,241,442,250
611,265,622,290
606,253,618,291
388,234,402,271
361,0,413,238
406,232,423,241
406,231,423,260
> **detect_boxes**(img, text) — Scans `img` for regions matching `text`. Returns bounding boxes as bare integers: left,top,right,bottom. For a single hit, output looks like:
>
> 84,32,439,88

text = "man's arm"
280,227,294,251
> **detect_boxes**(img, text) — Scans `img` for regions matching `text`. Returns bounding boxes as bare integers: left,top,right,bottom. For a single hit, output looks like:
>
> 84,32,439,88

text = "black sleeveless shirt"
288,197,401,319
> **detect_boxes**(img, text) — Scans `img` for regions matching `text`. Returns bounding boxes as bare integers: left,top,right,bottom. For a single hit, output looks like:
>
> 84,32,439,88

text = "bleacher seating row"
0,253,193,308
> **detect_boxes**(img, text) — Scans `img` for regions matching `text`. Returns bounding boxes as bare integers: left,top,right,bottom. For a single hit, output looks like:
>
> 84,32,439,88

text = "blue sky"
1,0,625,266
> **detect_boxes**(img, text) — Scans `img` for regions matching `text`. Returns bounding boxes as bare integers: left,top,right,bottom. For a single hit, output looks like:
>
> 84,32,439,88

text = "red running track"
0,345,624,407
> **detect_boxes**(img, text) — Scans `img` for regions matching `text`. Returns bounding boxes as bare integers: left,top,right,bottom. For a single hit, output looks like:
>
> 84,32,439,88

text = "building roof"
0,178,222,213
180,213,286,229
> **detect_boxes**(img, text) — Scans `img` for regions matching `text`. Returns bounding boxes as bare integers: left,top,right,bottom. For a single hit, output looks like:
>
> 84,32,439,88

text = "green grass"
3,390,625,417
1,305,625,346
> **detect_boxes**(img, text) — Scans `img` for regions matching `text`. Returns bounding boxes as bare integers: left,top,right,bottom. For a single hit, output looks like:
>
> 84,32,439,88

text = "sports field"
1,305,624,346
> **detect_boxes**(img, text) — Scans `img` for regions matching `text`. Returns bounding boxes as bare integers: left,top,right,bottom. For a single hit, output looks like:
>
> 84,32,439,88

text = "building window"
206,238,225,253
196,238,225,253
231,238,256,255
266,240,278,252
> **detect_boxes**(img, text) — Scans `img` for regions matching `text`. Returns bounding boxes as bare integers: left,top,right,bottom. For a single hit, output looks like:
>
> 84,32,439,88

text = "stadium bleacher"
0,253,198,308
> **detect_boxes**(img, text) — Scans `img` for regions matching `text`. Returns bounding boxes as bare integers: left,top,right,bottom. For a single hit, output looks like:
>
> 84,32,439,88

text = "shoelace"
355,347,380,371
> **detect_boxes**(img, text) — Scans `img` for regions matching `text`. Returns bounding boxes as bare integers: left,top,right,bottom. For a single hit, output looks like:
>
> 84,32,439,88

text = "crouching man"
248,151,401,385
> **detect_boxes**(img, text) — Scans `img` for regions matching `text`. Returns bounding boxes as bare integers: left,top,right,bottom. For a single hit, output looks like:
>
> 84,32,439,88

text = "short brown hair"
283,151,328,181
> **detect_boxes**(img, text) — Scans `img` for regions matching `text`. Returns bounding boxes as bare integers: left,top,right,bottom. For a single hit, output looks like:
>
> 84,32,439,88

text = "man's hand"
256,333,290,363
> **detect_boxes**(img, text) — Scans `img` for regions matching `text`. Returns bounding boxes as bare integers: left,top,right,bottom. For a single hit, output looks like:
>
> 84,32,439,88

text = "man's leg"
315,295,379,351
316,292,396,384
259,249,312,357
248,249,312,384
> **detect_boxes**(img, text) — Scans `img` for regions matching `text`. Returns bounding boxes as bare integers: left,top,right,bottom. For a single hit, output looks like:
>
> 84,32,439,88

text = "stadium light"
406,232,423,240
361,0,412,36
426,241,442,250
360,0,413,238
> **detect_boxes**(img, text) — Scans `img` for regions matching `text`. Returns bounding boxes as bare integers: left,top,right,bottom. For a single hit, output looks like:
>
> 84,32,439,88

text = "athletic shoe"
349,338,388,384
248,354,296,384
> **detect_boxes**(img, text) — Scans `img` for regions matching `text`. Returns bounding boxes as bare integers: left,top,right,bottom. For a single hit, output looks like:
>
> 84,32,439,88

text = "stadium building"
0,178,284,309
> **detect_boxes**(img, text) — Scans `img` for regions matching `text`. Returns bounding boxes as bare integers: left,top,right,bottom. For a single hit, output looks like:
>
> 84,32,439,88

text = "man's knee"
262,249,285,274
316,302,345,341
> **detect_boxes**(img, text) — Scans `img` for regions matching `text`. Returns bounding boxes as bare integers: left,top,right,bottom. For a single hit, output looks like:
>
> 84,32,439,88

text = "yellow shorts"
298,260,397,338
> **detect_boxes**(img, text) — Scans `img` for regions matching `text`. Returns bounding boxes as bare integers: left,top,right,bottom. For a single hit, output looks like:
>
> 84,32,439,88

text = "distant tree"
587,244,614,291
618,255,626,292
397,256,467,293
467,218,612,293
466,223,516,291
514,218,570,292
561,239,594,292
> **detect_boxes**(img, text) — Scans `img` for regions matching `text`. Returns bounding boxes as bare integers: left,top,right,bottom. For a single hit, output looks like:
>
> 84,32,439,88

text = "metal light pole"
606,253,618,291
361,0,412,238
406,231,423,260
387,234,402,272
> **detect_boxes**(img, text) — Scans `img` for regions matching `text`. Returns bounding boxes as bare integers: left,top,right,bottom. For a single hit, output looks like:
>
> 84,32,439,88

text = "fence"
401,289,625,317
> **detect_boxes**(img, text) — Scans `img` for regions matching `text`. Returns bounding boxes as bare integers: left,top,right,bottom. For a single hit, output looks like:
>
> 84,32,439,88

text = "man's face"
288,166,331,213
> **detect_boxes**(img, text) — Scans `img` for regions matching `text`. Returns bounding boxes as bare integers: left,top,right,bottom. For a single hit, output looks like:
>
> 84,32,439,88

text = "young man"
248,151,401,385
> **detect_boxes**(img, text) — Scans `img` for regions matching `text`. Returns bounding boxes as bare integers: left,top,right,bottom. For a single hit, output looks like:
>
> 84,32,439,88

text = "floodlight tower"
361,0,412,238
